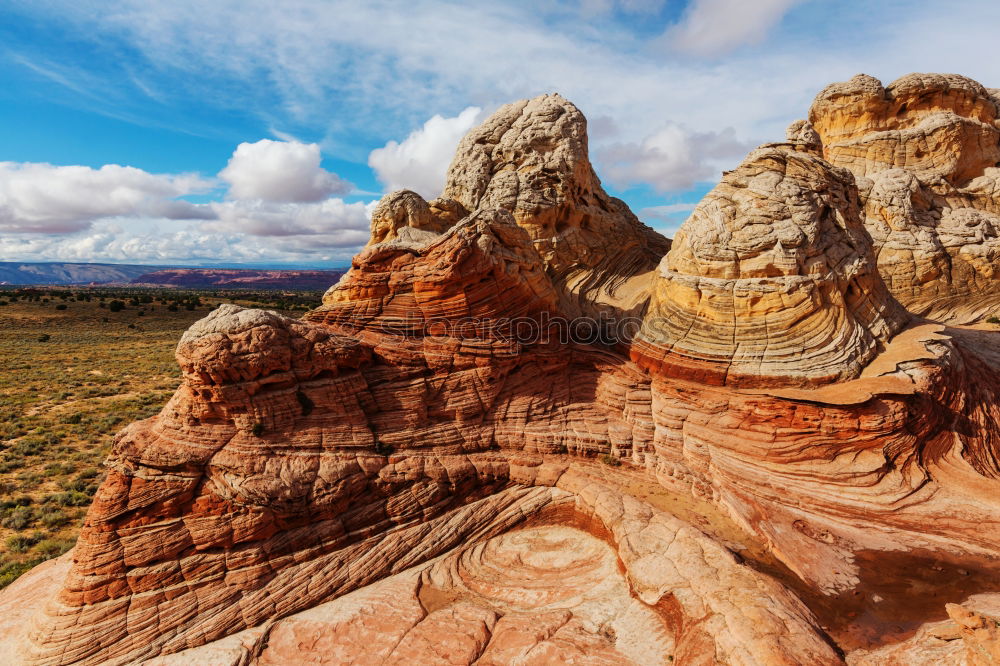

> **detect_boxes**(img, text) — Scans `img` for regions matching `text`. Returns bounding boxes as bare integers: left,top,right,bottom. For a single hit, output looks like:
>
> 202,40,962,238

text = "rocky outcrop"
360,94,670,318
633,143,908,387
808,73,1000,323
367,189,464,246
3,85,1000,665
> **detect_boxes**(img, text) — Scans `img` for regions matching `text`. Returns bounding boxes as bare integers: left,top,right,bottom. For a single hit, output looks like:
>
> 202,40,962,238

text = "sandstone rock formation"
633,143,909,387
357,93,670,319
367,189,464,246
3,82,1000,666
807,73,1000,323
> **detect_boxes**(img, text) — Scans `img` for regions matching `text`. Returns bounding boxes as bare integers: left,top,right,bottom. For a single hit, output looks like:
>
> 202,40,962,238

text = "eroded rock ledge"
2,81,1000,666
807,72,1000,323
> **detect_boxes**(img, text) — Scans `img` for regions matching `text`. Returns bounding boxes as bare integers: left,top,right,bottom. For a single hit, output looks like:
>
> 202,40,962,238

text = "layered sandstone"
807,73,1000,322
633,143,909,387
354,94,670,318
3,83,1000,666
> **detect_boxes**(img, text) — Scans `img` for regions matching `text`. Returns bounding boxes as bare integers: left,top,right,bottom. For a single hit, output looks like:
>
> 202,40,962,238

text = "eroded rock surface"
808,72,1000,322
3,83,1000,666
634,143,909,387
357,94,670,319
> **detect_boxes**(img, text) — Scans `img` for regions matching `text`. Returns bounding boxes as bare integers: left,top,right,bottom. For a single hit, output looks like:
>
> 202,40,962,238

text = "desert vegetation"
0,287,323,587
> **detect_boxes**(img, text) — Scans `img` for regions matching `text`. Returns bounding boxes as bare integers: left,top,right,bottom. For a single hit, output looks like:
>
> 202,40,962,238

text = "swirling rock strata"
2,86,1000,666
633,143,909,387
808,73,1000,322
357,93,670,319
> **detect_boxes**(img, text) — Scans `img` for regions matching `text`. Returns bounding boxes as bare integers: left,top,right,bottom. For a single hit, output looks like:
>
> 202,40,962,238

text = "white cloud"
0,138,377,264
0,162,212,233
664,0,802,57
368,106,482,198
219,139,351,202
598,124,751,192
207,198,374,242
639,202,698,238
0,217,373,265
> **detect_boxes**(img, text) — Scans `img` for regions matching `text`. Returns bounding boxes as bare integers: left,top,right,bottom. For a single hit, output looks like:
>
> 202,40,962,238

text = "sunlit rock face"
633,143,909,387
3,82,1000,666
807,72,1000,323
356,93,670,319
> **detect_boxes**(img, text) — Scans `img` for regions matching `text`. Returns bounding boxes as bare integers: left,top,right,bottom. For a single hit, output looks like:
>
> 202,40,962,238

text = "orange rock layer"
2,82,1000,666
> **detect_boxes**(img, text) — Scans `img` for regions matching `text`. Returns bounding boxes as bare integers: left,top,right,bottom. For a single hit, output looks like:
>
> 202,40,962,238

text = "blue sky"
1,0,998,267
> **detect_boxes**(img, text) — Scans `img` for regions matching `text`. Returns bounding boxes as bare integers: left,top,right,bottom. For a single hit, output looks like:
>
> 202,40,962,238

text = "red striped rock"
3,86,1000,666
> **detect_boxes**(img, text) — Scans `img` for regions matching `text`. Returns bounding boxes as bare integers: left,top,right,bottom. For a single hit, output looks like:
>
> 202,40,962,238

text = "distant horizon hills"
0,261,348,289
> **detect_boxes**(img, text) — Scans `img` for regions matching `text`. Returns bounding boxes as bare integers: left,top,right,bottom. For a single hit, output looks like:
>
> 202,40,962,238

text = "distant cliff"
0,262,344,289
0,262,157,285
130,268,344,289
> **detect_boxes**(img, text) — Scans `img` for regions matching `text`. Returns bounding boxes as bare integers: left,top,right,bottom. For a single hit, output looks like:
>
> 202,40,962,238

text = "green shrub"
61,476,99,495
10,436,51,456
40,510,70,529
55,304,67,310
0,559,42,589
251,422,265,437
34,538,74,559
0,456,25,473
108,300,125,312
987,315,1000,324
1,507,35,530
44,491,91,507
43,462,75,476
599,453,621,467
37,333,51,342
6,532,42,553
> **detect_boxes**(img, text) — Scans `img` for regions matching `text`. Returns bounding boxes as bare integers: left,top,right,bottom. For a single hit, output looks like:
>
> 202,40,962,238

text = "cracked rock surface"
808,72,1000,323
3,82,1000,666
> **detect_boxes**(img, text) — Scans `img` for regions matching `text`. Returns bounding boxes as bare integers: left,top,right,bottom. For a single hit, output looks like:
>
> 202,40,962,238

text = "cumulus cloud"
639,202,698,237
664,0,802,57
207,198,374,243
598,124,751,193
0,162,212,233
219,139,352,202
368,107,481,199
0,216,373,265
0,137,375,264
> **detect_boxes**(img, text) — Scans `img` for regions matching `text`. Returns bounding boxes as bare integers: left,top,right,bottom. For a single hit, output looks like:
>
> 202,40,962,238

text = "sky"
1,0,999,268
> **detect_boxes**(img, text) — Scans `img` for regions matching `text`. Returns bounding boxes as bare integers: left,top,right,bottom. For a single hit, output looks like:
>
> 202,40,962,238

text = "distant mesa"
0,262,344,290
130,268,345,290
0,262,157,286
3,78,1000,666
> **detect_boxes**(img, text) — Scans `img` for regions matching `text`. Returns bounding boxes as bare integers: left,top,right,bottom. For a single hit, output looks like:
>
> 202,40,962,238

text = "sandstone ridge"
807,72,1000,322
2,82,1000,666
